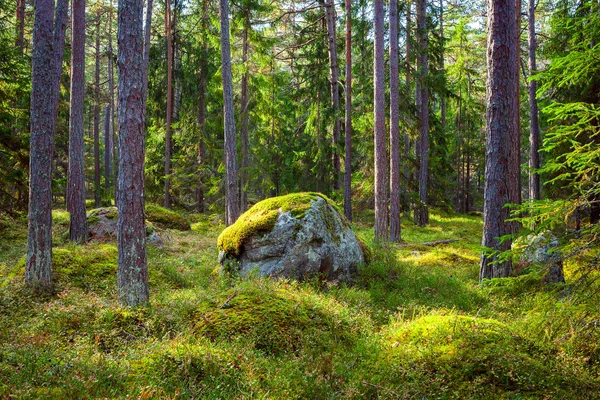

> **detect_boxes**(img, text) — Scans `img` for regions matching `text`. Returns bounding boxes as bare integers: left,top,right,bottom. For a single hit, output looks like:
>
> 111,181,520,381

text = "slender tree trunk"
117,0,148,306
239,10,250,212
439,0,446,136
164,0,173,209
325,0,341,190
26,0,68,289
109,0,119,205
196,0,208,214
68,0,88,244
374,0,387,239
414,0,429,226
528,0,540,201
219,0,240,226
510,0,522,229
403,0,412,218
103,105,112,201
94,14,101,207
343,0,352,222
389,0,402,242
15,0,26,52
480,0,517,280
142,0,153,110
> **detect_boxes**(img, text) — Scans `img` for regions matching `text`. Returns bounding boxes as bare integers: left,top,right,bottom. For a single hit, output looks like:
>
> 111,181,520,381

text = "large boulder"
217,193,366,282
517,231,565,284
87,207,163,245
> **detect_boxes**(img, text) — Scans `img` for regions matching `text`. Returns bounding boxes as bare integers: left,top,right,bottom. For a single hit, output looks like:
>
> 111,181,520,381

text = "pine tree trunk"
239,10,250,212
94,14,101,207
403,0,412,218
196,0,208,214
26,0,68,289
117,0,149,306
142,0,153,111
164,0,173,209
343,0,352,222
219,0,240,226
373,0,388,239
389,0,402,242
480,0,517,280
68,0,88,244
439,0,446,136
325,0,341,191
103,105,112,201
510,0,522,230
414,0,429,227
15,0,25,52
527,0,540,201
109,0,119,205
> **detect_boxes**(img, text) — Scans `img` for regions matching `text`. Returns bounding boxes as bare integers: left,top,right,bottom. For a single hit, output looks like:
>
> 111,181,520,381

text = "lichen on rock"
217,193,365,282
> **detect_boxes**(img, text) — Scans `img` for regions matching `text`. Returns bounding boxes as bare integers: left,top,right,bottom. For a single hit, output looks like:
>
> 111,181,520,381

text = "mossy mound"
217,192,340,257
376,314,571,396
195,280,368,355
145,204,191,231
7,244,117,290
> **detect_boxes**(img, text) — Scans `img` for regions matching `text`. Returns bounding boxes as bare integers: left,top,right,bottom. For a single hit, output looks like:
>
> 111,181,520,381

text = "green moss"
217,192,339,256
145,204,191,231
87,207,118,223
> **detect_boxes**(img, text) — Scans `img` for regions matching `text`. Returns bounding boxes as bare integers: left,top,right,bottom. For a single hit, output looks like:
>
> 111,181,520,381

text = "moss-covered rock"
87,207,162,245
145,204,191,231
217,193,364,282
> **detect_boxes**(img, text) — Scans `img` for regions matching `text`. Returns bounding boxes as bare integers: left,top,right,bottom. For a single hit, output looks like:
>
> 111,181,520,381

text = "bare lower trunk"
373,0,388,239
15,0,25,52
325,0,341,190
117,0,149,306
142,0,153,110
68,0,88,244
219,0,240,225
510,0,522,231
389,0,402,242
103,105,112,200
414,0,429,227
343,0,352,222
439,0,446,136
528,0,540,201
403,1,412,218
94,15,101,207
196,0,208,214
480,0,517,280
109,0,118,205
239,11,250,212
26,0,68,289
164,0,173,209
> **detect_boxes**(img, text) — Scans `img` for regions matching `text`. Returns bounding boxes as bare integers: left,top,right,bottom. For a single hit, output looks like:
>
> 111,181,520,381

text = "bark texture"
325,0,341,190
414,0,429,227
389,0,401,242
15,0,26,52
528,0,541,201
196,0,208,214
68,0,88,244
343,0,352,222
26,0,68,289
94,14,101,207
373,0,387,239
164,0,173,209
240,10,250,212
480,0,518,280
117,0,149,305
103,105,112,198
142,0,153,111
219,0,240,226
404,0,412,218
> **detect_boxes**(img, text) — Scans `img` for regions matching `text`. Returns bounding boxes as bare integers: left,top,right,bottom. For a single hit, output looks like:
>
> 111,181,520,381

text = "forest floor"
1,207,599,399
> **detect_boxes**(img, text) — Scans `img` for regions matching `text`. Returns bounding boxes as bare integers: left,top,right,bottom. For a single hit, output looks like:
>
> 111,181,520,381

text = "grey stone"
519,231,565,284
219,196,365,282
87,207,162,246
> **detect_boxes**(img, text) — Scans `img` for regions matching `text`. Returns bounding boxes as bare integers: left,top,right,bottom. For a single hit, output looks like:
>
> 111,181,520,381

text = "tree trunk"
26,0,68,289
239,10,250,212
527,0,540,201
414,0,429,226
164,0,173,209
403,0,412,218
196,0,208,214
15,0,26,52
94,14,101,207
439,0,446,136
343,0,352,222
68,0,88,244
142,0,153,111
373,0,387,239
480,0,517,280
510,0,522,230
109,0,119,205
389,0,402,242
117,0,149,306
219,0,240,226
325,0,341,190
103,105,112,202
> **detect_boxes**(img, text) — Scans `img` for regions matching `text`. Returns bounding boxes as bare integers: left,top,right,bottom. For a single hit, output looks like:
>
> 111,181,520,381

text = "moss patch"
145,205,191,231
217,192,338,256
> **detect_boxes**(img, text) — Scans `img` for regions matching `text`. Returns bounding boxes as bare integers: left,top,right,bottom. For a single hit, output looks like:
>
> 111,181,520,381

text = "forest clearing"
1,0,600,397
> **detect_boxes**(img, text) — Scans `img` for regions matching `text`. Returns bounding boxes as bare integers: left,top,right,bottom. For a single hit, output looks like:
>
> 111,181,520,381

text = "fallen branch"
398,238,460,247
219,291,237,309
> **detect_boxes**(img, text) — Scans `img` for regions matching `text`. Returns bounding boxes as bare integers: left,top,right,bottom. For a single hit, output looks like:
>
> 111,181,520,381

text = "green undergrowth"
145,204,191,231
217,192,340,256
1,207,599,398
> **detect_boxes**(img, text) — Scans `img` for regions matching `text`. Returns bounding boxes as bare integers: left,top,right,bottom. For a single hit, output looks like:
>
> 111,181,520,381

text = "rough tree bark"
389,0,402,242
239,10,250,212
325,0,341,190
109,0,119,204
219,0,240,226
142,0,153,111
510,0,522,230
93,12,101,207
196,0,208,214
414,0,429,227
68,0,88,244
26,0,68,289
373,0,388,239
439,0,446,136
15,0,26,52
117,0,149,306
404,0,412,218
343,0,352,222
480,0,518,280
164,0,173,209
103,105,112,200
528,0,540,201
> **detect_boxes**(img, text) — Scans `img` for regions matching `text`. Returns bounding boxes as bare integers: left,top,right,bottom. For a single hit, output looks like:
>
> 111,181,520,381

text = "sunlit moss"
145,204,191,231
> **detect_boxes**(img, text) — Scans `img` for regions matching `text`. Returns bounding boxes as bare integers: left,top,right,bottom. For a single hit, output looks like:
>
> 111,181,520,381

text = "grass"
1,208,599,398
